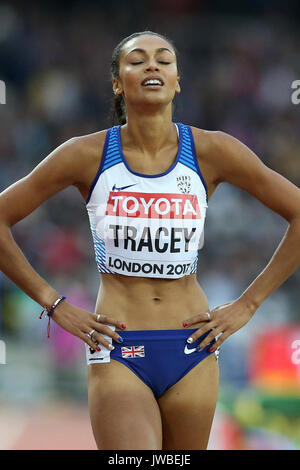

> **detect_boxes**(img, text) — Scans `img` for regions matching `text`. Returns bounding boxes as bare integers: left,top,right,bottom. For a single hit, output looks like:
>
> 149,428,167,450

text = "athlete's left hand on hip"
182,299,256,352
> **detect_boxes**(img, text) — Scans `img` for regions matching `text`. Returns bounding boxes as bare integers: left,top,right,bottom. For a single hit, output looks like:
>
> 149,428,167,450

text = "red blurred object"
208,406,245,450
248,325,300,394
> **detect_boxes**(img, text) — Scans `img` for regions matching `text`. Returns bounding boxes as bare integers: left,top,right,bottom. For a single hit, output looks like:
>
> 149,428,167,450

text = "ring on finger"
96,314,101,322
86,329,96,339
205,311,211,321
215,331,223,341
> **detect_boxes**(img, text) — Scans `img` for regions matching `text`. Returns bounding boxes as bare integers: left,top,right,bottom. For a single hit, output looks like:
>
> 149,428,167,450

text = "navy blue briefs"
86,328,218,399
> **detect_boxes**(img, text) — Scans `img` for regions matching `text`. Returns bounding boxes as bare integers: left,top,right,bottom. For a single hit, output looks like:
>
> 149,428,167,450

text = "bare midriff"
95,273,209,331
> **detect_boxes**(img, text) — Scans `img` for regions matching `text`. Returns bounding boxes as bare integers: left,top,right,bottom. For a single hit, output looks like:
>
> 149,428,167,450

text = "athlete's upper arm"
0,136,88,227
210,131,300,222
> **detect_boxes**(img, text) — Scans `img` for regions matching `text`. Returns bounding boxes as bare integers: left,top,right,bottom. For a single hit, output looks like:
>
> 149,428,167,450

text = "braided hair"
109,31,180,126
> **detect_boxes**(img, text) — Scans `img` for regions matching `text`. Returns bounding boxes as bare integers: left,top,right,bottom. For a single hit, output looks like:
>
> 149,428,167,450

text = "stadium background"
0,0,300,450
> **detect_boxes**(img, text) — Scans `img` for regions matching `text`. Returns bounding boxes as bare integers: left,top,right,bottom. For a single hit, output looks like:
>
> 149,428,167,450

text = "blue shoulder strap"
101,126,122,171
177,123,208,201
85,127,122,204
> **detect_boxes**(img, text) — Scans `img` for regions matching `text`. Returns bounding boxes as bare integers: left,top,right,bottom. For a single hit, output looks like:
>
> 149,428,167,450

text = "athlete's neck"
121,111,177,158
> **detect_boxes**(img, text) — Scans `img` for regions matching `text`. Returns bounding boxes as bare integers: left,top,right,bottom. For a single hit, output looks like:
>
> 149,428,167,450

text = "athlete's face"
113,35,180,111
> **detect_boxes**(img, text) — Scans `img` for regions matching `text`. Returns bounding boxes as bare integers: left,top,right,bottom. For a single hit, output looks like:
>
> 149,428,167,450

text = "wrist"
237,291,260,316
38,294,67,339
47,296,66,316
39,287,61,310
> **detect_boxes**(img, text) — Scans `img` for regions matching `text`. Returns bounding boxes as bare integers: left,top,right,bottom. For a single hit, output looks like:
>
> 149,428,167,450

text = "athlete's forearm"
0,223,60,308
239,216,300,312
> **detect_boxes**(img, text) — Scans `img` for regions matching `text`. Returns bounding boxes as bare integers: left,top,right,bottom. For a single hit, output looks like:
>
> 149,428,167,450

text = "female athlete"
0,31,300,450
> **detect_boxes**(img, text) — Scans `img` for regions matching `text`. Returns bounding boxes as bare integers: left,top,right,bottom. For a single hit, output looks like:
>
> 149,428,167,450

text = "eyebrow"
126,47,174,56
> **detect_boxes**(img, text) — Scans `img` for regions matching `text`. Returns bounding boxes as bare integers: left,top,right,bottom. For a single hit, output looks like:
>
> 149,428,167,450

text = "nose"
145,58,159,72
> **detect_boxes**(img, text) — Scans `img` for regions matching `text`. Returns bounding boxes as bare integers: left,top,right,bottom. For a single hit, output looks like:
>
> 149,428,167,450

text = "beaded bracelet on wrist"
39,295,66,338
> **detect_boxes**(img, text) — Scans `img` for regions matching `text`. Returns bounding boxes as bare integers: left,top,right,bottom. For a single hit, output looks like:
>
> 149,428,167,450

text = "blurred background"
0,0,300,450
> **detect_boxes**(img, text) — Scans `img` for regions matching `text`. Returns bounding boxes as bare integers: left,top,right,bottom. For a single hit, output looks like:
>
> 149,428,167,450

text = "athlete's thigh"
87,359,163,450
157,353,219,450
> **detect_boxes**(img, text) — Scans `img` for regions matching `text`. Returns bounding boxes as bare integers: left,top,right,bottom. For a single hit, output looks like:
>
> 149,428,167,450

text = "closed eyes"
131,61,171,65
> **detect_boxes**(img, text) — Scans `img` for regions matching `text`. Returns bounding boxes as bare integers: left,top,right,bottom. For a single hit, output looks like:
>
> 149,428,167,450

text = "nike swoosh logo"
184,345,197,355
112,183,138,191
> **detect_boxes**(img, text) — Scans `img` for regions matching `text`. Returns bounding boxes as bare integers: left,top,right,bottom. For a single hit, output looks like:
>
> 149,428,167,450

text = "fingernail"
96,346,101,351
109,344,115,350
121,323,126,329
117,336,123,343
187,337,193,344
183,322,188,327
209,347,214,352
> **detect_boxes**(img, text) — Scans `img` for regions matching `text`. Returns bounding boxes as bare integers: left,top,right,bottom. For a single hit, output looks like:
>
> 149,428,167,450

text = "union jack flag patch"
121,345,145,358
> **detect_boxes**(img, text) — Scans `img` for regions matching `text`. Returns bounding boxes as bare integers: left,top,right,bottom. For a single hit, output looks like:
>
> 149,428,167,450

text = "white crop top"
85,122,208,279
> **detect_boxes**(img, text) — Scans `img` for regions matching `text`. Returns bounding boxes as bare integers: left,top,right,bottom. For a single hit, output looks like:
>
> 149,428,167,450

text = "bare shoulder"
190,126,221,158
189,126,224,198
65,129,107,181
50,129,108,200
190,126,300,222
0,129,109,226
0,129,109,221
71,128,107,153
190,126,265,186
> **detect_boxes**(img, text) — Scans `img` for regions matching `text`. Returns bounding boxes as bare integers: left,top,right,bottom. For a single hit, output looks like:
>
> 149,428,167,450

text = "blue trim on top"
85,123,208,204
85,129,111,204
91,227,115,274
186,125,208,203
190,253,199,274
102,126,122,171
178,135,198,172
117,123,183,178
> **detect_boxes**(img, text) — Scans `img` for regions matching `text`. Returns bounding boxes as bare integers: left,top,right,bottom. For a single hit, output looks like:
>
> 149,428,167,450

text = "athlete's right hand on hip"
49,301,126,351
